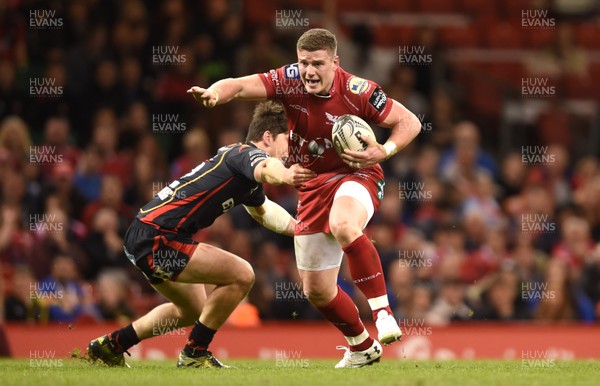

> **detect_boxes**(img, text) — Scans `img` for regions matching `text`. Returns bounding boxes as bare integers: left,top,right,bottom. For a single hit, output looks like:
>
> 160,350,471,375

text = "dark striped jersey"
137,143,268,235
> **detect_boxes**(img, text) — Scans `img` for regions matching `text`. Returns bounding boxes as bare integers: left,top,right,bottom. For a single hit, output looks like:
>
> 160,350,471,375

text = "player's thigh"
329,181,374,233
151,281,207,322
176,243,254,286
295,232,344,272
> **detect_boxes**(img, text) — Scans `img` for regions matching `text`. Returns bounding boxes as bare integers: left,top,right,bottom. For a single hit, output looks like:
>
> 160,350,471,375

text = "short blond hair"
296,28,337,56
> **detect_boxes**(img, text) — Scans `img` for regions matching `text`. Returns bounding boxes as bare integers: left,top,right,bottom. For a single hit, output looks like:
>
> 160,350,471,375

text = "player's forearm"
383,111,421,159
206,78,243,105
244,199,295,235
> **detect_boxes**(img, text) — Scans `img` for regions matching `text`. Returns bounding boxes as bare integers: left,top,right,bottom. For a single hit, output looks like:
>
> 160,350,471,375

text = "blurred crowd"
1,0,599,327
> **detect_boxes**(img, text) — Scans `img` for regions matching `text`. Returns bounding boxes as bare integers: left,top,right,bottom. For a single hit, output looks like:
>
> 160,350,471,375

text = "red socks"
343,234,393,320
317,286,373,352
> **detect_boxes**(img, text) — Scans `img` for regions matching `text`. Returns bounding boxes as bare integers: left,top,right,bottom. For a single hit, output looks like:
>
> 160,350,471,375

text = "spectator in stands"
425,278,472,326
90,108,133,185
82,174,132,231
498,151,529,201
74,145,103,202
39,254,96,323
0,115,30,172
120,101,150,153
387,262,414,320
525,144,571,208
0,171,40,276
93,269,135,322
439,121,497,195
32,201,87,280
462,227,509,284
82,208,127,280
403,282,433,321
534,259,578,321
40,117,80,177
125,154,155,209
43,162,88,220
429,87,461,149
4,266,43,322
386,66,428,119
552,215,595,275
461,171,503,230
511,232,548,285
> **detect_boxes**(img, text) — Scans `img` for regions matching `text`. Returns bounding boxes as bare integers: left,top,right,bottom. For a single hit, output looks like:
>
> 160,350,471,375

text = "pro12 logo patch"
368,87,388,113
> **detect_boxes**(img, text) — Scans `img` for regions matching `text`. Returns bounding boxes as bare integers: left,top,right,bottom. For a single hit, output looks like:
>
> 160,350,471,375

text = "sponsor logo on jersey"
289,104,309,115
347,76,370,95
284,64,300,79
368,87,387,113
221,198,234,212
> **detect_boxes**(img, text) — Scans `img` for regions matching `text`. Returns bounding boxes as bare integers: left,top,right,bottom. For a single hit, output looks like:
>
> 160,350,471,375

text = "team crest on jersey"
284,64,300,79
347,76,370,95
325,112,340,125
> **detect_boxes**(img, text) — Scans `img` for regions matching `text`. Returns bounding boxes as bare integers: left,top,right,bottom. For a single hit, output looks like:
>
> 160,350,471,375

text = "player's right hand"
187,86,219,108
285,164,316,187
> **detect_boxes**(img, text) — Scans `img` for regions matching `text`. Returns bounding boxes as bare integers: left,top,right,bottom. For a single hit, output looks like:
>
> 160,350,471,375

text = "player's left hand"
340,134,386,169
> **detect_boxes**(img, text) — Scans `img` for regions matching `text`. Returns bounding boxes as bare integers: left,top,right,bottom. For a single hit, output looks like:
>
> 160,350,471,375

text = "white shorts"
295,181,375,271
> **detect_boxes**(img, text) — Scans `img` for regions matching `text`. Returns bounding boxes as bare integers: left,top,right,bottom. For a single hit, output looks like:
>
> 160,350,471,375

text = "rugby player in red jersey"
188,28,420,368
87,101,315,368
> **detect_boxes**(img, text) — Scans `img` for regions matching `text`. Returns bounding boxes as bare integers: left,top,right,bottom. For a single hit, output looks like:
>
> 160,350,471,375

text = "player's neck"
249,141,264,152
314,78,334,98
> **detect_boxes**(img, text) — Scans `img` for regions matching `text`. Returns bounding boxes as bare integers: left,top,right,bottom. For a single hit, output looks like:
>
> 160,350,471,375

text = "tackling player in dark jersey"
87,101,315,368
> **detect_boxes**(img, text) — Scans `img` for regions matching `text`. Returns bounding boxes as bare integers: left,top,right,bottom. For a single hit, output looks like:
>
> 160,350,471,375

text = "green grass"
3,359,599,386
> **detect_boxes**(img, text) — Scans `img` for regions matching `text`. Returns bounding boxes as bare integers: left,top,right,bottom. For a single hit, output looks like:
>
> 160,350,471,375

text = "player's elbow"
406,112,421,139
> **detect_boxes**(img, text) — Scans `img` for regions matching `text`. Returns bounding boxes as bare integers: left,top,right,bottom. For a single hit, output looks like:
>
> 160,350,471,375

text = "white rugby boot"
375,310,402,345
334,339,383,368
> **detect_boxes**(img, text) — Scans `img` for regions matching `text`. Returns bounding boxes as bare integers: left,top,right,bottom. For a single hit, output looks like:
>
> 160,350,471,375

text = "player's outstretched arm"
254,158,316,187
243,199,296,236
341,99,421,168
187,74,268,107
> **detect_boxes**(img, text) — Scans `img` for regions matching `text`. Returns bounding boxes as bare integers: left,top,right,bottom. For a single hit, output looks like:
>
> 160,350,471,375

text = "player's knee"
303,286,335,307
330,219,361,245
235,260,255,292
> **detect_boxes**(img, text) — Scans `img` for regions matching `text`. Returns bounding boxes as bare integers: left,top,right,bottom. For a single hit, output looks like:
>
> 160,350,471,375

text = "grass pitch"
2,358,599,386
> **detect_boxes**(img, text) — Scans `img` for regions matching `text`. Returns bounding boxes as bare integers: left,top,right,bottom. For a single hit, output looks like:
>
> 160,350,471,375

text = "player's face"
269,132,289,161
297,49,339,95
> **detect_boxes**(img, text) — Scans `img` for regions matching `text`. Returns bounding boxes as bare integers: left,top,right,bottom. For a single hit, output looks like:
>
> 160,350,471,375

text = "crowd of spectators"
1,0,599,327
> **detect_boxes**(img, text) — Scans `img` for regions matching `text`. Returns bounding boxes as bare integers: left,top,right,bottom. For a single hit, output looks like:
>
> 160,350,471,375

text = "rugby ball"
331,114,375,155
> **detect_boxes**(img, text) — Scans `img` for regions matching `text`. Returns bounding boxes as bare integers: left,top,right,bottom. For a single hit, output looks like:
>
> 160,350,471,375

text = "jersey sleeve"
259,63,304,100
360,81,393,124
226,145,269,181
244,185,266,207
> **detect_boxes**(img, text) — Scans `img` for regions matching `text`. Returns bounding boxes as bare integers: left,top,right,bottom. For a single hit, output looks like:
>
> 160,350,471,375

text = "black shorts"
123,219,199,284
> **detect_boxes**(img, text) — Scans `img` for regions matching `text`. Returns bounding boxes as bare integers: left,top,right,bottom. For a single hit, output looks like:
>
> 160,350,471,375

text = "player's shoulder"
263,63,302,82
337,67,388,115
337,67,380,97
227,143,269,161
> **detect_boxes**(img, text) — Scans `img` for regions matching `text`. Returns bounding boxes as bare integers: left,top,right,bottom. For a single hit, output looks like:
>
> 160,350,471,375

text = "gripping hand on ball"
187,86,219,108
341,134,386,168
